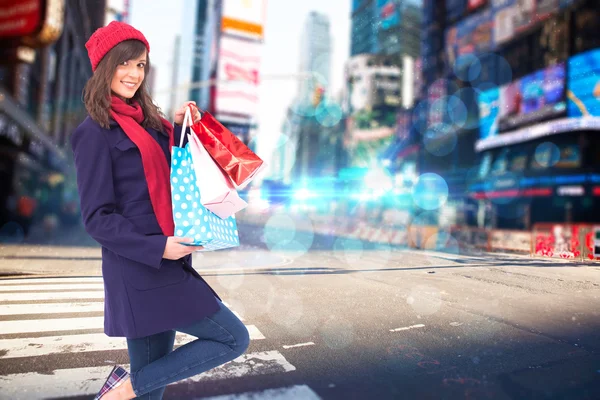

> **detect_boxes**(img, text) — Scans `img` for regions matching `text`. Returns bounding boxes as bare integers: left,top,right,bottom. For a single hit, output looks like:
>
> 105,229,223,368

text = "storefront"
468,117,600,229
0,86,69,233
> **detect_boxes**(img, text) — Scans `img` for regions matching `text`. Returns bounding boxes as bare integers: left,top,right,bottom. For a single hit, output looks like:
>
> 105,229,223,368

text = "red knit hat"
85,21,150,72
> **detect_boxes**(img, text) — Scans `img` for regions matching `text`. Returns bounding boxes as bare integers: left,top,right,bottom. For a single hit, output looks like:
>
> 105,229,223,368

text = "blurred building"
0,0,106,236
274,11,339,185
297,11,331,105
345,0,422,169
421,0,600,229
175,0,221,115
175,0,265,147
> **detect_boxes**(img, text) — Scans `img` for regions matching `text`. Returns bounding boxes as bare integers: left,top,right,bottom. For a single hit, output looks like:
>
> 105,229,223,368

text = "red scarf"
110,96,175,236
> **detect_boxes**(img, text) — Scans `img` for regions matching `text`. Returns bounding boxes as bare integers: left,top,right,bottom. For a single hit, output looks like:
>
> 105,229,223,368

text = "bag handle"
179,106,194,148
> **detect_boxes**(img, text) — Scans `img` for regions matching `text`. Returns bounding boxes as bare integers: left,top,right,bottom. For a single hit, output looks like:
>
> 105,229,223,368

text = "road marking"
390,324,425,332
0,277,103,285
0,351,295,399
182,350,296,382
222,301,244,321
201,384,321,399
0,291,104,301
282,342,315,349
0,316,104,335
0,283,104,292
0,302,104,316
0,326,265,358
247,325,265,340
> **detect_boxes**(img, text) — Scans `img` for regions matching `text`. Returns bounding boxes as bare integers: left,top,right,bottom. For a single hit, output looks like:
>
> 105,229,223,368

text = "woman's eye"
138,63,145,68
121,61,128,66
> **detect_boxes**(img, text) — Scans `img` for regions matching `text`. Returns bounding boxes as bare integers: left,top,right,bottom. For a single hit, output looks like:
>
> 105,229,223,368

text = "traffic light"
312,86,325,106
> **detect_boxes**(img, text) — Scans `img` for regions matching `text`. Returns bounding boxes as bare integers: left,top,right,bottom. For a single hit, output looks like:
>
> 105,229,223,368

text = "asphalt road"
0,221,599,399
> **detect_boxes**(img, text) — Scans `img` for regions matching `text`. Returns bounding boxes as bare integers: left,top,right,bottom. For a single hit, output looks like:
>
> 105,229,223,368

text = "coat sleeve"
70,123,168,269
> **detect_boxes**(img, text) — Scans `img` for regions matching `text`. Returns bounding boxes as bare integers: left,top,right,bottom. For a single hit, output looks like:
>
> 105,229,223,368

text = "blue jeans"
126,298,250,399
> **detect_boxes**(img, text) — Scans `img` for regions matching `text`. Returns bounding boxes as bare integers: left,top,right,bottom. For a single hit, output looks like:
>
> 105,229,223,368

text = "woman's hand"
163,237,203,260
174,101,202,126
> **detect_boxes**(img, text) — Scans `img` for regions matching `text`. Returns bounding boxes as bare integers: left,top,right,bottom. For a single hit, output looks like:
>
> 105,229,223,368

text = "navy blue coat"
71,116,221,339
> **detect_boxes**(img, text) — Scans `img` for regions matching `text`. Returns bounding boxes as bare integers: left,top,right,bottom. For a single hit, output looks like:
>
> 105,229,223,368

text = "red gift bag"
188,104,264,189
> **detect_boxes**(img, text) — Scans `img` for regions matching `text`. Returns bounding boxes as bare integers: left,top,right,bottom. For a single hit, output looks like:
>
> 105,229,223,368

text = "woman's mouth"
122,82,137,89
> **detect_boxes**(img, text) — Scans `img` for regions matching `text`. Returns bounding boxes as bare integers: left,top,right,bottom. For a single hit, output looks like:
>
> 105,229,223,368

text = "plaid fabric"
94,365,130,400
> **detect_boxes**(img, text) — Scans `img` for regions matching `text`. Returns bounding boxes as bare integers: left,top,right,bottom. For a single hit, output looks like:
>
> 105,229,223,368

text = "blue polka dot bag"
170,125,240,252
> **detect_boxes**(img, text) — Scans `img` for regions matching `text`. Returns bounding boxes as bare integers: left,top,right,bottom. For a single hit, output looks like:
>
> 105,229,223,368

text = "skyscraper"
297,11,332,105
175,0,221,113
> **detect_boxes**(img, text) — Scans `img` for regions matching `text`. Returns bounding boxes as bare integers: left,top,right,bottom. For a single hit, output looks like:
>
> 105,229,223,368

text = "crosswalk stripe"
0,302,104,316
0,351,295,399
0,325,265,358
0,291,104,301
201,385,322,399
0,277,103,285
0,316,104,335
0,283,104,292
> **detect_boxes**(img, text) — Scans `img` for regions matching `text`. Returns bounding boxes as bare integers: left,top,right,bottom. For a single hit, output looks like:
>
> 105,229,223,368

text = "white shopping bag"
183,108,248,220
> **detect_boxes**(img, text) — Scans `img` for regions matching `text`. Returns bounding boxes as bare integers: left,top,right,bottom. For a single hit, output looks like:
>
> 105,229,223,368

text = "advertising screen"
215,36,261,119
493,0,517,46
0,0,42,38
555,143,581,168
377,0,400,30
512,0,535,33
567,48,600,117
221,0,266,39
446,8,494,70
498,63,566,131
478,87,500,140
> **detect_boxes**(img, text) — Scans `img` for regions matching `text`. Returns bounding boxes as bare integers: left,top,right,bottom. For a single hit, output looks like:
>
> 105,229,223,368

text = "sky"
125,0,351,161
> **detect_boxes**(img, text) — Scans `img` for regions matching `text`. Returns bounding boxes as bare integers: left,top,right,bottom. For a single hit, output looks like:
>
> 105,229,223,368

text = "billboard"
445,8,493,68
377,0,400,30
0,0,43,38
221,0,266,39
478,87,500,139
512,0,536,33
0,0,64,45
215,35,261,120
497,63,566,131
567,48,600,117
493,0,516,45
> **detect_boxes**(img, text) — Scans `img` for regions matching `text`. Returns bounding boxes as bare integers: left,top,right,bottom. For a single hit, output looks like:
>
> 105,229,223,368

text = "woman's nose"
127,67,140,80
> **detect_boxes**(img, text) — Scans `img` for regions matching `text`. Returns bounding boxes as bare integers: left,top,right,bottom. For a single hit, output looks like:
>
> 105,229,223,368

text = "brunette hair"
83,39,164,130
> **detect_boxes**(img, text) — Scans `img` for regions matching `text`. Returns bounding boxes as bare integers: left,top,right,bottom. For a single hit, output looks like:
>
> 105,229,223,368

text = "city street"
0,223,599,399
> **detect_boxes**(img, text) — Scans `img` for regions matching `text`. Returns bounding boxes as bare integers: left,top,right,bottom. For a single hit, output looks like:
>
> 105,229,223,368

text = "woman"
71,21,249,400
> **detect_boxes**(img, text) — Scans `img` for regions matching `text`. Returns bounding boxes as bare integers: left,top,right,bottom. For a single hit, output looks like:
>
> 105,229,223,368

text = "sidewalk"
0,222,101,277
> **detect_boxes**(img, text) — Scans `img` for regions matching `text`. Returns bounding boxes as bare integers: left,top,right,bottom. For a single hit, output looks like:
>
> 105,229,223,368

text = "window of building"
478,151,492,178
508,149,528,172
555,143,581,168
491,148,509,175
573,3,600,55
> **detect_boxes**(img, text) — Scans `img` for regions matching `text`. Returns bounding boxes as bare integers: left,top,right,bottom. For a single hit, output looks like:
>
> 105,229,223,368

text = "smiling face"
110,50,146,100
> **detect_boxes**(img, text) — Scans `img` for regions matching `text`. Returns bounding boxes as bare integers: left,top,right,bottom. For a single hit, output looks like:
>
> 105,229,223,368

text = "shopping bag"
182,107,248,219
170,128,240,251
188,104,265,189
